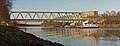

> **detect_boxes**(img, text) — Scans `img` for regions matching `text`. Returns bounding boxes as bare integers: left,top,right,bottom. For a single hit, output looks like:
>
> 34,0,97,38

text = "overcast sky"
12,0,120,13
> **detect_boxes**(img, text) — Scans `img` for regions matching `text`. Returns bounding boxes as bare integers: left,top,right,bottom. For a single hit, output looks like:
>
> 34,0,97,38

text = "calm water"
19,26,120,46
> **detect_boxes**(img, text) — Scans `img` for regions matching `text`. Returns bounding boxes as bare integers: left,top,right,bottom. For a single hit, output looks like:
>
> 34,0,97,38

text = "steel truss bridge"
10,10,87,22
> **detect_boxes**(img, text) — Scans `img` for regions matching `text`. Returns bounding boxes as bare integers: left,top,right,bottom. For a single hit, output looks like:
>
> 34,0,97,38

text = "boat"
82,21,99,28
56,21,99,28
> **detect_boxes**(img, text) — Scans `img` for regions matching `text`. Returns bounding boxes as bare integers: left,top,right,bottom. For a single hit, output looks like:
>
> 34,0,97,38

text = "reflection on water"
20,27,120,46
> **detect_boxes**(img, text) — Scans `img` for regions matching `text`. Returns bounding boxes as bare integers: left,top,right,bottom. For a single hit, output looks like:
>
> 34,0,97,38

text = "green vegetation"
0,25,63,46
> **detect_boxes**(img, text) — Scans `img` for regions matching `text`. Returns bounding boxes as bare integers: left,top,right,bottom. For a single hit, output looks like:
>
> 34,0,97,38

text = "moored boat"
55,21,99,28
82,21,99,28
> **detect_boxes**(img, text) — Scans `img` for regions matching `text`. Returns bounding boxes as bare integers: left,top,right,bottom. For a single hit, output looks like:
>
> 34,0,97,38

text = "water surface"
19,26,120,46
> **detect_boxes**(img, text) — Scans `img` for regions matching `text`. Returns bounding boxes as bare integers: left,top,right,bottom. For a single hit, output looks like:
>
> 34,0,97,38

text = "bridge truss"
10,10,85,19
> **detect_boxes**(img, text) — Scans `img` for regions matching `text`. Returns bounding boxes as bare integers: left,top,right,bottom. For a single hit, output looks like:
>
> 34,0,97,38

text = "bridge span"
10,10,87,22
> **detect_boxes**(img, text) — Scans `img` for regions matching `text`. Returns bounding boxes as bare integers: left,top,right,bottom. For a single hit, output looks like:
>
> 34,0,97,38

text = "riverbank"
0,25,63,46
99,24,120,28
40,22,120,28
40,22,63,27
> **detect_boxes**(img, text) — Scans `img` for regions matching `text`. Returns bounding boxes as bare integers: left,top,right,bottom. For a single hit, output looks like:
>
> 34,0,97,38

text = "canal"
19,26,120,46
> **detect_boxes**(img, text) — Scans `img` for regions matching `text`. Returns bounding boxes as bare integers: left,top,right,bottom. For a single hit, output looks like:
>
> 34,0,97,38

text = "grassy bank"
0,25,63,46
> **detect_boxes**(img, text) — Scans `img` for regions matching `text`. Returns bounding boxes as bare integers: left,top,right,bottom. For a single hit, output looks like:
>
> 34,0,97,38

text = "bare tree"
104,10,110,16
117,11,120,16
0,0,13,25
111,10,116,16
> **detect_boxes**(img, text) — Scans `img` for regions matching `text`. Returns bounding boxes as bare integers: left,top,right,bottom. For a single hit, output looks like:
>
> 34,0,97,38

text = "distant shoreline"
14,22,120,28
99,24,120,28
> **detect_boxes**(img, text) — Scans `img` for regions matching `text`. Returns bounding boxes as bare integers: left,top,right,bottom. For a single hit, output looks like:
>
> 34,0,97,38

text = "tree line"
101,10,120,16
99,10,120,25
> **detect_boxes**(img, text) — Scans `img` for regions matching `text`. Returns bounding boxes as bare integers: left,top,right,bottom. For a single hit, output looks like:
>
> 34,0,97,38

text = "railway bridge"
10,10,92,26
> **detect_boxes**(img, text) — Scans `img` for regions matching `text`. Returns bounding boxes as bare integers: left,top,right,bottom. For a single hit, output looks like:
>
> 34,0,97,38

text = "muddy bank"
0,25,63,46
